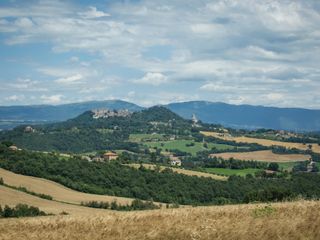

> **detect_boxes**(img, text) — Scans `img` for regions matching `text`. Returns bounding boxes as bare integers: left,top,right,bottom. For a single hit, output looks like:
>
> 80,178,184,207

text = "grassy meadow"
204,167,260,177
144,139,234,156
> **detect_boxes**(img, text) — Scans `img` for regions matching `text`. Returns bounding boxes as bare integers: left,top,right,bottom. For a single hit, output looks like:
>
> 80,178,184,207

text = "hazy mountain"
1,100,320,131
166,101,320,131
0,100,143,130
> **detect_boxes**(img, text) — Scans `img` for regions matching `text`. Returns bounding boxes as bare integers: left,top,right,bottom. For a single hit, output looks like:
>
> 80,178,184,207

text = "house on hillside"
103,151,118,161
24,126,35,133
169,155,181,166
8,145,18,151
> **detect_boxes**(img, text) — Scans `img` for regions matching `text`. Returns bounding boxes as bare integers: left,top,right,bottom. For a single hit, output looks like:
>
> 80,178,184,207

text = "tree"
268,163,279,172
3,205,13,218
0,177,3,185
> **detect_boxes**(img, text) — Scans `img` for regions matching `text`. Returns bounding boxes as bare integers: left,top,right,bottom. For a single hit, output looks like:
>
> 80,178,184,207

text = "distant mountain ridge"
0,100,143,121
0,100,320,131
165,101,320,131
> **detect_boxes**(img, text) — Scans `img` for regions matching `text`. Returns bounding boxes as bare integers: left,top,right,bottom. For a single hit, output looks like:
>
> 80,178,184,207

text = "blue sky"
0,0,319,108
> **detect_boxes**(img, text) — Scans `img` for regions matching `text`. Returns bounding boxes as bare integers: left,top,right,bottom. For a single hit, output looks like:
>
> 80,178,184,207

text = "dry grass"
209,150,310,162
201,131,320,153
0,168,136,205
1,195,320,240
126,163,227,180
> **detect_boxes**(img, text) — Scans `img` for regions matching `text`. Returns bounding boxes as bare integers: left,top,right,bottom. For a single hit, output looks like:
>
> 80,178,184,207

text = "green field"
129,133,167,142
204,168,260,177
144,140,235,156
277,162,300,171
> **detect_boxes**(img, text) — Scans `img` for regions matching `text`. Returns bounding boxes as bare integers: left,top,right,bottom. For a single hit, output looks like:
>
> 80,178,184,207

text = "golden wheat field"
1,197,320,240
126,163,227,180
201,131,320,153
0,168,135,205
209,150,310,162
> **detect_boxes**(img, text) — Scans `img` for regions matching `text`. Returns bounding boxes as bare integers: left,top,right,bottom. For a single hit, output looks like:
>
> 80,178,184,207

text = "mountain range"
0,100,320,131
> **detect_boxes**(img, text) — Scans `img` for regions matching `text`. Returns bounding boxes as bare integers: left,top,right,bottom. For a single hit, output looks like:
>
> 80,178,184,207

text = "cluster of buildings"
92,109,131,119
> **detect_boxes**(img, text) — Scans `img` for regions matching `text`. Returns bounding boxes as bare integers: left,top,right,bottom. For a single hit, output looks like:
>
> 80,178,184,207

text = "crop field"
127,163,228,180
0,168,136,205
204,168,260,177
201,131,320,153
144,139,234,155
209,150,310,163
1,198,320,240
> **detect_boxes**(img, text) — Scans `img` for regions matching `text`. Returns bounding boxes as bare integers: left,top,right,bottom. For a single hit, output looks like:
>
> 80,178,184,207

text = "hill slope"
0,168,136,205
166,101,320,131
0,106,191,152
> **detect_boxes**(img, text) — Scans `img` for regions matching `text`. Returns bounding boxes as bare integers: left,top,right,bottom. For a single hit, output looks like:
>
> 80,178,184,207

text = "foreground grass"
0,200,319,240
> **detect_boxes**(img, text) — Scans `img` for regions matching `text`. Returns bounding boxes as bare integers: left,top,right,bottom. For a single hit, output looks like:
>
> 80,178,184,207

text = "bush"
0,204,49,218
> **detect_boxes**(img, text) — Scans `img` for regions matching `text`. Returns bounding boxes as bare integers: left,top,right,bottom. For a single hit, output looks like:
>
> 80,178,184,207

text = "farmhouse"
103,151,118,161
169,155,182,166
8,145,18,151
24,126,35,133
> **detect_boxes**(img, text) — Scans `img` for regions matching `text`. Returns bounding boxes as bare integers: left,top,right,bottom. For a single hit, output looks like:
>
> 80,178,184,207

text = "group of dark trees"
81,199,160,211
0,204,48,218
1,145,320,206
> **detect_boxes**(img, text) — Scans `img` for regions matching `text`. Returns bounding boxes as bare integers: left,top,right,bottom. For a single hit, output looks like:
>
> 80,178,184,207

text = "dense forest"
1,145,320,206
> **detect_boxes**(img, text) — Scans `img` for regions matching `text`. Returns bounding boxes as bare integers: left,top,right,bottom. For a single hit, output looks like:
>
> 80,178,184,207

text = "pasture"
144,139,234,156
204,167,260,177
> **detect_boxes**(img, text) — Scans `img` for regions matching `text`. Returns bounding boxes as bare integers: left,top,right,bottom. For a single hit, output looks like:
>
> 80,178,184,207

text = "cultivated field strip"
209,150,310,162
201,131,320,153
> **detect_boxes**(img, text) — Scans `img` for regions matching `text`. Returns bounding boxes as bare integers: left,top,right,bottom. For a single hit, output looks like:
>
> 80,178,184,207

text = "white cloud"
5,95,25,102
41,94,63,104
133,72,168,86
55,74,84,84
1,1,320,108
79,6,110,19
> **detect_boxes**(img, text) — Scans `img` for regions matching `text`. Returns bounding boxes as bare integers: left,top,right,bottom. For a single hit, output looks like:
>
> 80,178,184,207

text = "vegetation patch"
0,204,50,218
145,140,233,156
204,168,260,177
252,205,277,218
81,199,160,211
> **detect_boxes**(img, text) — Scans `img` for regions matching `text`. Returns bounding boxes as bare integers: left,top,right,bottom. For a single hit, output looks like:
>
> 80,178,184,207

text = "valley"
1,105,320,239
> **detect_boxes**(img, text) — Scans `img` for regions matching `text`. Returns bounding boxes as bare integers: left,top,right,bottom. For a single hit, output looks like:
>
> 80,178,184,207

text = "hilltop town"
92,109,132,119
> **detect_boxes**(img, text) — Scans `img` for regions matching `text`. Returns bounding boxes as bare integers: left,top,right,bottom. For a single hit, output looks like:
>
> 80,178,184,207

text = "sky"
0,0,320,108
